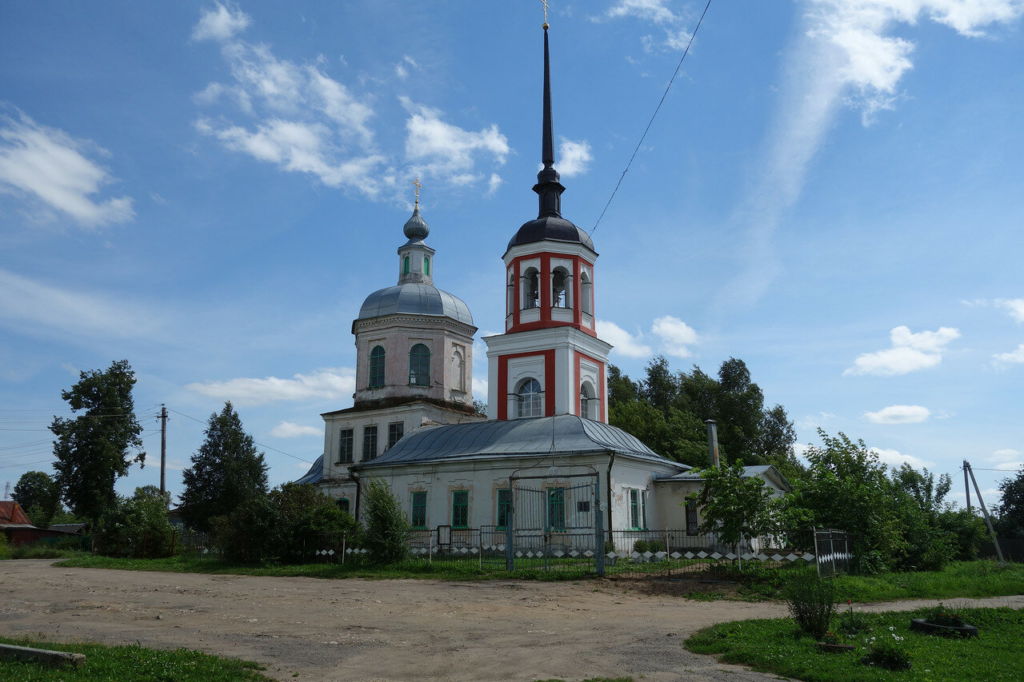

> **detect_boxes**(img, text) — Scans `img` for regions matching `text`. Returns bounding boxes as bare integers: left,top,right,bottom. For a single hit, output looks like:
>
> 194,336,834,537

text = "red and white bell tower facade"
484,25,612,424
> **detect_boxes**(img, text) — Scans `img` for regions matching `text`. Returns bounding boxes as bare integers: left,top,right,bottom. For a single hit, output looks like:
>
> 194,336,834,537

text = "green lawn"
0,636,270,681
685,606,1024,681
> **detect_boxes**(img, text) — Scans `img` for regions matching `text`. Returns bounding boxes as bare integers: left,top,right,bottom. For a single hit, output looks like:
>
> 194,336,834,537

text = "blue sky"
2,1,1023,510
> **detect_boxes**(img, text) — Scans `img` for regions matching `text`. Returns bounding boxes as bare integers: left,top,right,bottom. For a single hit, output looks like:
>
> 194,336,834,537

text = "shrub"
95,488,175,558
783,574,837,640
837,603,869,636
921,602,966,628
0,532,10,559
362,478,409,565
863,628,910,670
212,495,280,563
271,483,360,562
633,539,649,553
937,509,988,561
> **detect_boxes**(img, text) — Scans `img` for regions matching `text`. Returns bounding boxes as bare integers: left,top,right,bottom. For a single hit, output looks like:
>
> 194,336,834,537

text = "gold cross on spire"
411,177,422,207
542,0,549,29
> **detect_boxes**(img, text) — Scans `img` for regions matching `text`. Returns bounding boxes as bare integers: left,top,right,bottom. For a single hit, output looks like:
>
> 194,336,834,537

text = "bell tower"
484,22,611,424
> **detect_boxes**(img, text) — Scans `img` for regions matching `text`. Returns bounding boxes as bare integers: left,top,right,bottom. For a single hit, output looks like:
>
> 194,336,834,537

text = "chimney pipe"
705,420,720,468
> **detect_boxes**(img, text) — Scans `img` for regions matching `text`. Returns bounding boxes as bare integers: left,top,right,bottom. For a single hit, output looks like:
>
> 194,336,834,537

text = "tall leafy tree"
179,402,268,531
996,467,1024,539
50,360,145,525
12,471,60,525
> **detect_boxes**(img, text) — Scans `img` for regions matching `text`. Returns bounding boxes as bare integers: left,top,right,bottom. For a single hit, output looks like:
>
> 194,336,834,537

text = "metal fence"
604,529,819,580
169,527,850,578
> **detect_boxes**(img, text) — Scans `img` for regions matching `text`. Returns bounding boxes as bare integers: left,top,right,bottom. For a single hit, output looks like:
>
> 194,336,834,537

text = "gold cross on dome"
542,0,549,28
412,177,422,206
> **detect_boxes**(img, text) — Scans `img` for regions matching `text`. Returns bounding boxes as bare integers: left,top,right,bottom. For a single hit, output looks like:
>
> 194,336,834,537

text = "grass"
53,554,598,581
0,636,270,681
1,546,91,560
685,606,1024,681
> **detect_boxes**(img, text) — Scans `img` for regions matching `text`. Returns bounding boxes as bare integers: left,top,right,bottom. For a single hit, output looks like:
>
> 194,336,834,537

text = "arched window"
517,378,543,419
403,256,410,275
452,350,465,391
552,267,570,308
409,344,430,386
423,256,430,276
337,498,350,514
580,271,593,316
369,346,386,388
580,382,596,420
522,268,540,309
506,272,515,315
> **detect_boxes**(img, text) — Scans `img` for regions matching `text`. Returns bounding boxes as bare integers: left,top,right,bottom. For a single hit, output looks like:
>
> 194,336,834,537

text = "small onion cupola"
397,179,436,286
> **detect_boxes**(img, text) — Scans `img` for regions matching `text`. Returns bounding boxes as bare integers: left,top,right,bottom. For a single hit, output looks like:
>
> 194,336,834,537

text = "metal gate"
506,468,604,575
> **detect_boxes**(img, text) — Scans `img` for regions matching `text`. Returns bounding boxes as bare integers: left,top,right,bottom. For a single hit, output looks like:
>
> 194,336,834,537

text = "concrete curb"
0,643,86,668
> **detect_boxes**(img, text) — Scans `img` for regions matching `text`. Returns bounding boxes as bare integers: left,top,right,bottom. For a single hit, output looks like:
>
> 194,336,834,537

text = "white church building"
296,25,788,536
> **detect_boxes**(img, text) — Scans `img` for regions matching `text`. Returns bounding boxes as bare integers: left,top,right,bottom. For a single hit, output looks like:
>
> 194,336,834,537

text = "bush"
921,602,966,628
270,483,359,562
837,604,869,636
95,488,175,558
633,539,648,553
783,574,838,640
211,495,280,563
362,478,409,565
863,627,910,670
0,533,9,559
937,509,988,561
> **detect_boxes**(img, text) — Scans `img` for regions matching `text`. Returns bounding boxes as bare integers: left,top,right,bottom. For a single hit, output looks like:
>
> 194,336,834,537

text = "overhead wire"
590,0,713,235
166,408,313,465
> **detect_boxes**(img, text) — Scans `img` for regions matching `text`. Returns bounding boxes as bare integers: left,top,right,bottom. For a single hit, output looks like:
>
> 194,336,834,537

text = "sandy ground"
1,561,1022,681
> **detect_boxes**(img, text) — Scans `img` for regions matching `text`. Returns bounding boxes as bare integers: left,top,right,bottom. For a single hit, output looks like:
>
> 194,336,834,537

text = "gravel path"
1,560,1021,681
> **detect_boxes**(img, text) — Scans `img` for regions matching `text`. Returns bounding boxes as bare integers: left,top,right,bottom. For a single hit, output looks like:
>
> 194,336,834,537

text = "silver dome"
358,283,474,326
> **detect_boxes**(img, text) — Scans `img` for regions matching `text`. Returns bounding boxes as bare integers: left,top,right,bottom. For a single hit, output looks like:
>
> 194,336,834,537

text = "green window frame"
369,346,385,388
337,498,350,514
362,425,378,461
336,428,353,463
411,492,427,529
409,344,430,386
387,422,405,450
496,489,511,530
403,256,410,275
547,488,566,532
423,256,430,276
451,490,469,529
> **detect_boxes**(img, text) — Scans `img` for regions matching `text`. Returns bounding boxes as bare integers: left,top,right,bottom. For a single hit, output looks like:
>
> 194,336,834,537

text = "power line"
166,408,312,465
590,0,713,235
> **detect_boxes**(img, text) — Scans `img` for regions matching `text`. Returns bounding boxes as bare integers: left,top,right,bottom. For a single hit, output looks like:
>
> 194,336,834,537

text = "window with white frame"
516,378,543,418
580,382,596,420
629,489,648,530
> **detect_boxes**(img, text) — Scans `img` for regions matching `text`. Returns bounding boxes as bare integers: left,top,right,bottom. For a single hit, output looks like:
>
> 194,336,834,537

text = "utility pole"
964,459,971,513
965,460,1004,562
159,405,168,496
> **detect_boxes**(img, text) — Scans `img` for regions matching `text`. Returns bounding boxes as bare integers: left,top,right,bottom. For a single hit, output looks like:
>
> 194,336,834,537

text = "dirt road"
1,561,1021,681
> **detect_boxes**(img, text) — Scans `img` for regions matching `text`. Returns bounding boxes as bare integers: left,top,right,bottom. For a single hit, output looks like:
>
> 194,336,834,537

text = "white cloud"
192,2,251,42
986,449,1022,471
0,109,134,228
395,55,419,81
997,298,1024,323
601,0,696,51
845,325,960,376
651,315,699,357
270,421,323,438
187,367,356,406
472,376,488,401
401,97,509,176
993,343,1024,366
557,137,592,177
597,320,652,358
487,173,504,196
720,1,1024,305
0,269,160,340
797,412,837,431
864,404,931,424
869,446,935,469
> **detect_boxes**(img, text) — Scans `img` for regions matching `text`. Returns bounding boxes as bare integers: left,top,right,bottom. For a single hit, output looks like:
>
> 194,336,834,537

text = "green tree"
50,360,145,526
270,483,359,561
13,471,60,527
691,462,802,546
179,402,268,531
95,487,175,558
362,477,409,564
996,467,1024,539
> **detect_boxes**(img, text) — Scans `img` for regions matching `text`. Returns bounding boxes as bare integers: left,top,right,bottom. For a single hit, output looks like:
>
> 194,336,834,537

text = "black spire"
534,25,565,219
